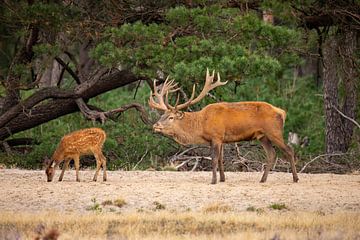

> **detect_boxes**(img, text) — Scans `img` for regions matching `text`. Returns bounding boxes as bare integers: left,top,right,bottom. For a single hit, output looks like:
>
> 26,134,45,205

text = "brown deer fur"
45,128,107,182
150,69,299,184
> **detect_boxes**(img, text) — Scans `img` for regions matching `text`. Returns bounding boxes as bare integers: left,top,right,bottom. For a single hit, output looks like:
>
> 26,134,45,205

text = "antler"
148,69,227,111
148,76,179,111
175,68,227,110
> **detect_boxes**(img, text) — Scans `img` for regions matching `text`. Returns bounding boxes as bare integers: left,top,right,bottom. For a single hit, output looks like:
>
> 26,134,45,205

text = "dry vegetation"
1,211,360,240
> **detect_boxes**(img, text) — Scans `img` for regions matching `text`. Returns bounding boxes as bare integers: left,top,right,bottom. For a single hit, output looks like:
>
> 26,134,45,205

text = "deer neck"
172,111,206,145
51,147,63,164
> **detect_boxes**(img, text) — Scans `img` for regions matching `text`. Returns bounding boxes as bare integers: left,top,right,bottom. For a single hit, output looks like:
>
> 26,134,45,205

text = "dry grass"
114,198,127,208
0,211,359,240
202,202,233,213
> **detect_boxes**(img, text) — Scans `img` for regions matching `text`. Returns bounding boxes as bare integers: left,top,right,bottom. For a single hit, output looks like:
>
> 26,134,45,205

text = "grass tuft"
86,198,102,212
101,200,113,206
114,198,127,208
203,203,232,213
269,203,288,211
153,201,166,210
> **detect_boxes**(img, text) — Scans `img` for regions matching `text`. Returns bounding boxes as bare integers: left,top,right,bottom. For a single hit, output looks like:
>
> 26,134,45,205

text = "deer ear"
43,156,51,166
176,111,184,119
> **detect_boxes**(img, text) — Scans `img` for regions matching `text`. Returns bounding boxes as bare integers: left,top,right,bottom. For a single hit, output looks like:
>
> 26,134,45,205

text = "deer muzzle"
153,122,163,133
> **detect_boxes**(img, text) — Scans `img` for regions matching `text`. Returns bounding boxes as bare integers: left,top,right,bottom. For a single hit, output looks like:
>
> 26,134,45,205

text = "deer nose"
153,122,162,132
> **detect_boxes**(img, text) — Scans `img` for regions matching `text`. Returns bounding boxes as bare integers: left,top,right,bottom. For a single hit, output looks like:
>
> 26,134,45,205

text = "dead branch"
169,146,208,163
132,148,149,170
299,152,350,173
234,143,252,171
76,99,150,125
174,156,212,170
105,103,151,125
333,106,360,129
55,56,82,84
191,158,200,171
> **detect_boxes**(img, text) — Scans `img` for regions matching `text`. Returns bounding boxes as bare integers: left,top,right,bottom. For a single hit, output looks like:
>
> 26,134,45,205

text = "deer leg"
93,152,103,182
268,135,299,183
74,156,81,182
99,151,107,181
58,159,70,181
211,141,222,184
218,144,225,182
259,136,276,183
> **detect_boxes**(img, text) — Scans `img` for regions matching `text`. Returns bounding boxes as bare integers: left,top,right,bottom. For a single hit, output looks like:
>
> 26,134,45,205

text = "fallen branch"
191,158,200,171
169,146,208,163
174,156,212,170
299,152,350,173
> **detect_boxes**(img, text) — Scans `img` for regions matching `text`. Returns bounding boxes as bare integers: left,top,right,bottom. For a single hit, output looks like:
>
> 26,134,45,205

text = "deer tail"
273,106,287,125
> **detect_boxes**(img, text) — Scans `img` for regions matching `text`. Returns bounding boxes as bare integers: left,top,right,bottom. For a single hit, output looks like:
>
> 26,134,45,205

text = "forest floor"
1,169,360,239
1,169,359,213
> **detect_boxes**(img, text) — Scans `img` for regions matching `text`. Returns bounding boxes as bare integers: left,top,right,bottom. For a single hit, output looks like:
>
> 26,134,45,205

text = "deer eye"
168,116,174,120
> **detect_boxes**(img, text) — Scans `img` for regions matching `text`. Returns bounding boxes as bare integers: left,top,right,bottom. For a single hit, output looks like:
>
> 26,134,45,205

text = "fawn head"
44,157,55,182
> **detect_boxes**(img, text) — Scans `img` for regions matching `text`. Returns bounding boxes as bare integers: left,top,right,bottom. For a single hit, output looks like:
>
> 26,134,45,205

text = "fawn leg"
59,159,70,181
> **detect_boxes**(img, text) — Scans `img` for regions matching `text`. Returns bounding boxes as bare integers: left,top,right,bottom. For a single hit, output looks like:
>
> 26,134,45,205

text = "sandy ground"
0,169,359,213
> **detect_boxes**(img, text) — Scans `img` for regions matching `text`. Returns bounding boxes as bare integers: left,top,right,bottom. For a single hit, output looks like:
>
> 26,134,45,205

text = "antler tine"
175,69,227,110
148,79,170,111
174,84,196,110
165,90,181,110
214,71,228,87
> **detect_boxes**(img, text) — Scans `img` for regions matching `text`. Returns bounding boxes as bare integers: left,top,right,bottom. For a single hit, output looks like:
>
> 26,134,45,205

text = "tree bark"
322,28,358,156
339,29,358,150
0,69,141,140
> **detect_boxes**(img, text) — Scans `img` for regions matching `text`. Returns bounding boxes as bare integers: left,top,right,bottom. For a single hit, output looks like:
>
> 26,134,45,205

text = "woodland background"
0,0,359,173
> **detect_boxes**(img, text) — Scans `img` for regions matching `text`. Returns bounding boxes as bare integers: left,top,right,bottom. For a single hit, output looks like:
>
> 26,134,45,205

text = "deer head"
44,156,56,182
149,69,227,136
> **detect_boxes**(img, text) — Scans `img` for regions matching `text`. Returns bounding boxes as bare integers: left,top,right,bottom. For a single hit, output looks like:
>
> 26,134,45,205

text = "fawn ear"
43,156,51,167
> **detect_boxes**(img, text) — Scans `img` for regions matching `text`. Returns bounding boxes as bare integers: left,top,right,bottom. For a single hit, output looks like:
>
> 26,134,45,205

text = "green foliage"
92,6,302,82
33,43,61,58
4,2,80,31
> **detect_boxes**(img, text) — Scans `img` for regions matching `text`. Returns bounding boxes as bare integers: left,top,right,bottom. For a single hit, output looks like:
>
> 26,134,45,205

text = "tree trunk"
340,29,358,150
322,28,358,157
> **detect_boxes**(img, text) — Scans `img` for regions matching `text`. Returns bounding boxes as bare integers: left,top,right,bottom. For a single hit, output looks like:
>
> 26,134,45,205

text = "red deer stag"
45,127,107,182
149,69,299,184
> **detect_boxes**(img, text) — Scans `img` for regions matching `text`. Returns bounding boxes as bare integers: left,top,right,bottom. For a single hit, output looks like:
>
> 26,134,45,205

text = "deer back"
200,102,285,143
52,128,106,160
